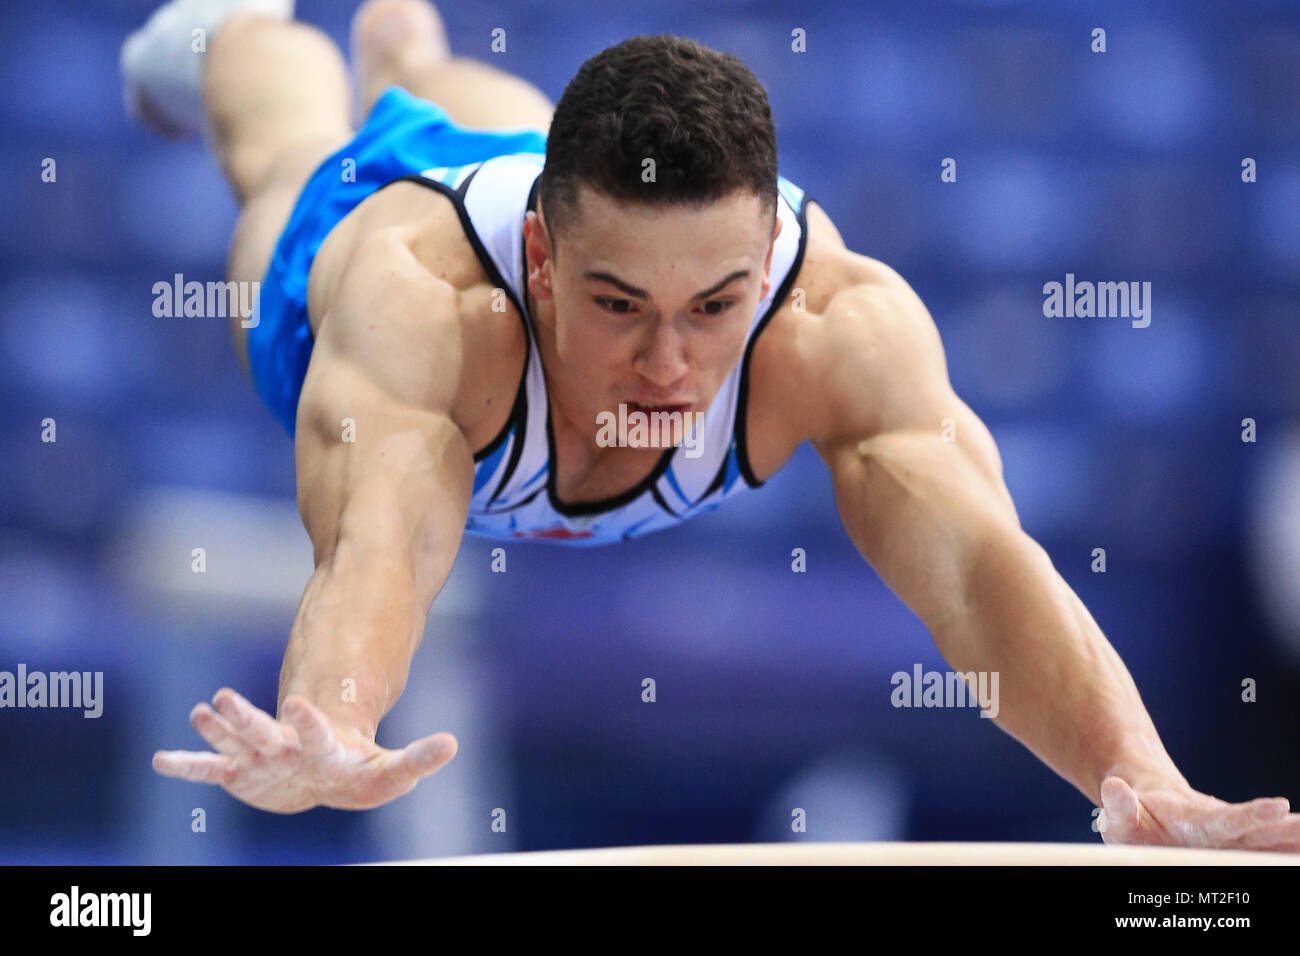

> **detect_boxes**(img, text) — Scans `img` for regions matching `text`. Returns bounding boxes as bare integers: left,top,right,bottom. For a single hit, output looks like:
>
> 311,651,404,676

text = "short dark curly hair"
539,34,779,247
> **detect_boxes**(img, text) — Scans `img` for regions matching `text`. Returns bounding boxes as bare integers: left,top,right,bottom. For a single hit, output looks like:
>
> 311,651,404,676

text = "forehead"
559,185,772,273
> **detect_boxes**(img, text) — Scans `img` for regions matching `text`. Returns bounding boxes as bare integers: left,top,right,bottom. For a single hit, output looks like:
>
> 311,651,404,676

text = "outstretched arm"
281,233,473,743
805,267,1298,850
155,231,474,812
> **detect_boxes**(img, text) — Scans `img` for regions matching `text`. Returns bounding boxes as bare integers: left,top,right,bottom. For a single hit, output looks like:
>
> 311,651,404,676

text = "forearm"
277,535,427,740
933,526,1189,805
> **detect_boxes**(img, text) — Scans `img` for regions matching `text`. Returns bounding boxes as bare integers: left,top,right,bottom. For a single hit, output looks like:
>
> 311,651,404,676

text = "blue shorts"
246,85,548,436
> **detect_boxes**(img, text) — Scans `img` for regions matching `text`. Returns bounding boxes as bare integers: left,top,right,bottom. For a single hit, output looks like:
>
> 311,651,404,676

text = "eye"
595,296,635,315
699,300,735,317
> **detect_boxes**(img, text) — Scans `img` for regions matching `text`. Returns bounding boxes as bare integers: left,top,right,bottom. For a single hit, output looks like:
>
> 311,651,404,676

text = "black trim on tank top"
517,176,540,333
732,191,813,489
377,172,531,486
542,411,677,517
455,164,481,200
699,450,730,503
469,399,512,464
483,484,545,514
650,485,680,518
486,385,528,507
525,181,811,518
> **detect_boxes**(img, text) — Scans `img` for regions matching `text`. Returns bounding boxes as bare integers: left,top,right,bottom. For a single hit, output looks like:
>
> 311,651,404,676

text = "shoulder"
315,221,467,411
306,183,526,436
757,211,948,453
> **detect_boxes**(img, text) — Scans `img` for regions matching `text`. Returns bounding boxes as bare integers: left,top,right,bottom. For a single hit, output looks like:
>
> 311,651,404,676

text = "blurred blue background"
1,0,1298,863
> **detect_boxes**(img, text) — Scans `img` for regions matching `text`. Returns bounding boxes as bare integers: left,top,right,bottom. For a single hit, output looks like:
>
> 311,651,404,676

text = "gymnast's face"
525,185,781,436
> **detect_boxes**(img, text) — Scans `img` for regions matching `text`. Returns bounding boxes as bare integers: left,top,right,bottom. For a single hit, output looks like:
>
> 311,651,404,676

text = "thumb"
398,732,458,778
1099,775,1141,842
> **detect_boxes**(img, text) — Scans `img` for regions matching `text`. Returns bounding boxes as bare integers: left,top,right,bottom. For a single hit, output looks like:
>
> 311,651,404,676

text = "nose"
633,318,688,386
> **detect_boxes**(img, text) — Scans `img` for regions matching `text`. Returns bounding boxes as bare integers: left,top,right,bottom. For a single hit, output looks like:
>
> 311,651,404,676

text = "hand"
1098,775,1300,852
152,688,457,813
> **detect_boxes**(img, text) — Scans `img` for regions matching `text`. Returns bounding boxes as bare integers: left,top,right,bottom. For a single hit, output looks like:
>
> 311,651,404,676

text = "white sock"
121,0,296,137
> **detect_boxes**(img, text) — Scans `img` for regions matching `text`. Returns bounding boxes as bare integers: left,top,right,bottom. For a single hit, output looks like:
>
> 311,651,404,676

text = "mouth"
628,401,691,415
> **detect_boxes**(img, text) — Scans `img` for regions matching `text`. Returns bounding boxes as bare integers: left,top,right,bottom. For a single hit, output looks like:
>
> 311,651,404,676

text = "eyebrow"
583,269,750,301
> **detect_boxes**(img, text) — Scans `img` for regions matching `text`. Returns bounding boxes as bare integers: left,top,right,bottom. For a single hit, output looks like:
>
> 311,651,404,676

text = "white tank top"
399,153,811,545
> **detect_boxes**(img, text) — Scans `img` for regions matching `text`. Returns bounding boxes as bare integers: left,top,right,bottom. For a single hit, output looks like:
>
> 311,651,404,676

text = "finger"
1232,813,1300,853
153,750,236,785
1099,776,1142,844
1204,798,1291,842
380,732,458,789
280,696,332,756
1252,797,1290,819
190,702,243,756
212,688,290,756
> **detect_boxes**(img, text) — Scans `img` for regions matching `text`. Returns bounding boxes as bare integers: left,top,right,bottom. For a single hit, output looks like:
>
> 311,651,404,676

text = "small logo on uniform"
512,526,595,540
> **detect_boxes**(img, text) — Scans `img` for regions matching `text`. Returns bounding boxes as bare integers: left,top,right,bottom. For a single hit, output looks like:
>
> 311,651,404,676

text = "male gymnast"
125,0,1300,850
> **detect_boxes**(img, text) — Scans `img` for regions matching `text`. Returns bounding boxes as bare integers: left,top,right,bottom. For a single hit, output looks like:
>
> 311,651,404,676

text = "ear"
524,207,554,300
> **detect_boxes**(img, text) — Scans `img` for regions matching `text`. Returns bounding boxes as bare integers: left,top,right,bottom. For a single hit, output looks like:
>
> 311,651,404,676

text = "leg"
352,0,554,132
205,13,353,373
